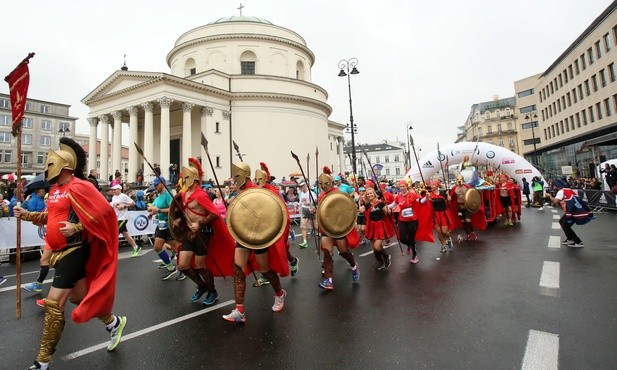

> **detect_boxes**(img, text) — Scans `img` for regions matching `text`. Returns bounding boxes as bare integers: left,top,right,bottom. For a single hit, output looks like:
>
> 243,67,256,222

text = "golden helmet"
232,162,251,189
182,158,203,188
318,166,333,192
45,143,77,182
255,162,271,188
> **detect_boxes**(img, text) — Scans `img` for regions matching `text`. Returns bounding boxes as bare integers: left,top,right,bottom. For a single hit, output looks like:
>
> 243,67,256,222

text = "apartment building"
456,95,519,154
0,93,77,176
515,2,617,177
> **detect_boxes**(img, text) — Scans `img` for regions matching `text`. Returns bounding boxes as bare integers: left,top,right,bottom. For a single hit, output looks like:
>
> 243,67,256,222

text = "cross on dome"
238,3,244,16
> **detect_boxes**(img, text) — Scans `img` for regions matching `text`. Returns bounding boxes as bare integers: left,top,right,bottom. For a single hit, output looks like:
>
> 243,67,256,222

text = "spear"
306,152,310,190
201,133,226,209
134,142,226,278
360,146,378,189
409,132,425,186
232,140,243,162
437,142,448,187
315,146,319,198
291,151,320,258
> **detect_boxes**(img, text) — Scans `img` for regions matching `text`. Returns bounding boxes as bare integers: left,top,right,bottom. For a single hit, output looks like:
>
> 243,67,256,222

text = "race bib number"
401,207,414,217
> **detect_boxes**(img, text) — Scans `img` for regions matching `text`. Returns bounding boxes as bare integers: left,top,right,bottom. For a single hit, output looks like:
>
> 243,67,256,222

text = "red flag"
4,53,34,137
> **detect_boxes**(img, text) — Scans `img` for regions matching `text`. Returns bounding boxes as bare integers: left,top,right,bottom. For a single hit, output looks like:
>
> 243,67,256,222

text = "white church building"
82,15,346,183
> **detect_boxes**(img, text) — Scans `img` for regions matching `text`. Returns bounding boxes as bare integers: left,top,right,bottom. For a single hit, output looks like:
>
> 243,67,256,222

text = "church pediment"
81,70,165,104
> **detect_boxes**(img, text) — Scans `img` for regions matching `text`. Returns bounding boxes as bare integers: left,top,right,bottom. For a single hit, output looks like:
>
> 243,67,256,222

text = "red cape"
412,198,435,243
494,183,522,220
448,185,488,231
68,178,118,323
182,187,236,277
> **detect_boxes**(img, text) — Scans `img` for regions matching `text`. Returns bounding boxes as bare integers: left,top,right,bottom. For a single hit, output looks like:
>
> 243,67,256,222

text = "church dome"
208,15,273,25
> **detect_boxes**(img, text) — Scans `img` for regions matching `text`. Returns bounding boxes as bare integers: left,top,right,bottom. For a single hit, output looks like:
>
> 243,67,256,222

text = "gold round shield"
227,187,287,250
464,188,482,213
316,190,357,238
168,199,189,242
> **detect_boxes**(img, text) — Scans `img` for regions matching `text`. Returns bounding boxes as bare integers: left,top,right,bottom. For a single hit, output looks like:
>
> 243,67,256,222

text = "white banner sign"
0,211,157,251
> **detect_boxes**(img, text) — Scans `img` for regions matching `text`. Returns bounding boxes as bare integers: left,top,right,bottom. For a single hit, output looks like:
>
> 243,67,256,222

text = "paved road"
1,206,616,369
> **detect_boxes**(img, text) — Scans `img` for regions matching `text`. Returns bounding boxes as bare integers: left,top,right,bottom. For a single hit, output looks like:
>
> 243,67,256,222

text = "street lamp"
339,58,359,174
524,113,538,166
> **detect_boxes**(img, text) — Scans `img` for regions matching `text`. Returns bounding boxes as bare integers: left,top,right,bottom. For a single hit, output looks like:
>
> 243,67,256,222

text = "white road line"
551,222,560,229
521,329,559,370
62,299,235,361
552,215,560,220
539,261,560,297
551,209,558,213
0,278,54,293
547,236,561,249
359,244,393,257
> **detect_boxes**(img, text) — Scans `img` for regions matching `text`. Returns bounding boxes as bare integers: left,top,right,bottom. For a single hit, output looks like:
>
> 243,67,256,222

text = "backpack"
564,194,594,225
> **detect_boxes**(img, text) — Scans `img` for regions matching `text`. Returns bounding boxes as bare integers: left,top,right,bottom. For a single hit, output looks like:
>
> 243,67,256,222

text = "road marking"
62,299,235,360
522,329,559,370
539,261,560,297
551,222,560,229
359,244,393,257
0,278,54,293
552,215,560,220
551,209,558,213
547,236,561,249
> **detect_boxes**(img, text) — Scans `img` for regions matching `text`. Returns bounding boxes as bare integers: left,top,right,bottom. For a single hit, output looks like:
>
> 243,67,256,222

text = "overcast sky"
1,0,612,152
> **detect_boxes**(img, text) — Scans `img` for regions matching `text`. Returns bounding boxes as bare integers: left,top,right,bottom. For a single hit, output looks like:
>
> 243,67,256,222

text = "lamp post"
339,58,359,175
524,113,538,166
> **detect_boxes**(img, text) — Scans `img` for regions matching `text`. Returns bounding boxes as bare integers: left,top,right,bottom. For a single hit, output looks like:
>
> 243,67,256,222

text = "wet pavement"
1,205,616,369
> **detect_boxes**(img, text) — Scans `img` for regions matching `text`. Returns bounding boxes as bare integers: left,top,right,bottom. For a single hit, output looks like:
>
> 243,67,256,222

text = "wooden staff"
5,52,35,319
291,151,320,258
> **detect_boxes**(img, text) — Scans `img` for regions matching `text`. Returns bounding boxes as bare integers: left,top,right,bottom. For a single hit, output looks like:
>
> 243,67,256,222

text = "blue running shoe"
23,281,43,292
319,278,334,290
191,286,207,302
351,266,360,282
203,290,219,306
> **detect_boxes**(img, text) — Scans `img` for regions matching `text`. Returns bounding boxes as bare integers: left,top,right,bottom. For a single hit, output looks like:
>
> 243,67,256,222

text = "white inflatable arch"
405,142,545,186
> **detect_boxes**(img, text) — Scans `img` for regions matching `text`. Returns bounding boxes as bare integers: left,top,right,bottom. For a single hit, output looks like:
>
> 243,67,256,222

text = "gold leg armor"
36,299,65,363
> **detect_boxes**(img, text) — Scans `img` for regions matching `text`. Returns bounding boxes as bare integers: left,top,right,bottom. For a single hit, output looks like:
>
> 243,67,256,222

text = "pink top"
213,198,226,219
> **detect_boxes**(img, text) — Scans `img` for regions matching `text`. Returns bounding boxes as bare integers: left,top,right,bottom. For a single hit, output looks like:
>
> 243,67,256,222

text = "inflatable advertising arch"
405,142,545,186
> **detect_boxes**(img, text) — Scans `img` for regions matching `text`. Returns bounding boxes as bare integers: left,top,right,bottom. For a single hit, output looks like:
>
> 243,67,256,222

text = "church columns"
98,115,110,182
87,117,98,174
337,137,345,175
142,102,154,183
201,106,213,178
111,110,123,178
182,102,194,166
127,106,139,182
158,97,174,179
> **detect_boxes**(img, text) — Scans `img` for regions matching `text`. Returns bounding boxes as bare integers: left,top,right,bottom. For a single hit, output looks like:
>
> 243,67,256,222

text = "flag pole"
5,52,35,319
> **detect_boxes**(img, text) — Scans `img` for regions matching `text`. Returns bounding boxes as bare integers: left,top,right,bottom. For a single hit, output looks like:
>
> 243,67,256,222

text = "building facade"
82,15,346,184
343,140,407,181
514,2,617,178
456,96,519,155
0,93,77,176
